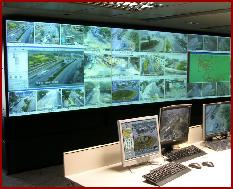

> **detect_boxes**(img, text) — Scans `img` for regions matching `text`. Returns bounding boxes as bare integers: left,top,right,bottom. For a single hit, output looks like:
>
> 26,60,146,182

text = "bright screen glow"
6,20,231,116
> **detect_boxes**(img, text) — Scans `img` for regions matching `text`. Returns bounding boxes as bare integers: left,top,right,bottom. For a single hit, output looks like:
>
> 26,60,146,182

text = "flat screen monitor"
159,104,192,146
117,115,161,167
5,20,231,117
203,101,230,140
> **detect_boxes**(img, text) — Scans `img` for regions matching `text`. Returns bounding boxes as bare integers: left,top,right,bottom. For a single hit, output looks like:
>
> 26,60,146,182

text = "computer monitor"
203,101,230,140
159,104,192,147
117,115,161,167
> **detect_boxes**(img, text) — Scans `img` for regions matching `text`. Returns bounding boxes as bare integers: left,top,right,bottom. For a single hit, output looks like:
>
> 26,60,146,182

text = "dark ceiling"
2,2,231,35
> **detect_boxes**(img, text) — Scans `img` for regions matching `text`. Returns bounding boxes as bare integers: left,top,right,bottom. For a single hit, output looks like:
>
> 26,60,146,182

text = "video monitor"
117,116,161,167
203,101,230,140
159,104,192,145
5,20,231,117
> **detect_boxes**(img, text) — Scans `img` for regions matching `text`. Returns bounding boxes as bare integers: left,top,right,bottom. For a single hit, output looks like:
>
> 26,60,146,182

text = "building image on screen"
203,102,230,138
159,105,191,144
118,116,160,167
5,19,231,116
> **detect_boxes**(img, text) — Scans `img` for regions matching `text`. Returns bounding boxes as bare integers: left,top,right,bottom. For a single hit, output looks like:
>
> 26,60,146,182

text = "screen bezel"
202,101,230,140
159,104,192,146
3,16,230,118
117,115,161,167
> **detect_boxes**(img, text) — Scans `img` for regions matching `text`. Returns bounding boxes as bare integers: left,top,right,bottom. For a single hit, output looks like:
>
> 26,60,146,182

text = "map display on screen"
6,20,231,116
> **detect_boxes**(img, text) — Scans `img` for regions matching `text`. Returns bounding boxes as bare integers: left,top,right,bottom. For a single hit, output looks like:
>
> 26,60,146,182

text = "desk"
64,126,231,187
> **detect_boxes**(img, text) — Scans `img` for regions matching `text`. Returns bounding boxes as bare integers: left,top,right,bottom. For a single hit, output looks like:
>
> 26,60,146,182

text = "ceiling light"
82,2,164,12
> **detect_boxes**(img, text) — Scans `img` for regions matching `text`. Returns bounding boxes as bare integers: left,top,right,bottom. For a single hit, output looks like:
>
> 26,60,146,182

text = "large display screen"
6,20,231,116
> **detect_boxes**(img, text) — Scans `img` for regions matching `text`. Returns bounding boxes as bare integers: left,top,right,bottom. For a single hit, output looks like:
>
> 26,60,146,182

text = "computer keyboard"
143,162,191,186
164,145,207,163
205,138,231,151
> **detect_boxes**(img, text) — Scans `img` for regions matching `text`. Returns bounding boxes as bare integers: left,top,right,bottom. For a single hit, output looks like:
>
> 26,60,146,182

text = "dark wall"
3,97,230,174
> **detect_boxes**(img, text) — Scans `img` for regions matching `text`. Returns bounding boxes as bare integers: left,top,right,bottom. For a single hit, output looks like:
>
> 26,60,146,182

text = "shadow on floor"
2,164,81,187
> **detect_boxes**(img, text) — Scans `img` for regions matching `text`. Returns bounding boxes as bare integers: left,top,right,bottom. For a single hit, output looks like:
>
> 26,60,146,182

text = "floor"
2,165,81,187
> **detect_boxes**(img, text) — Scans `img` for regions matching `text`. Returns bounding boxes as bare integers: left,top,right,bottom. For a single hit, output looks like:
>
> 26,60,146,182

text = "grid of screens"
117,116,160,166
159,105,191,145
203,102,230,139
6,20,231,116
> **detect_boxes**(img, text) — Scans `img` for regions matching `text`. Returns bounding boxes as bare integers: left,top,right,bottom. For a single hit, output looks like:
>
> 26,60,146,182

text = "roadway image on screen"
132,120,159,157
84,53,111,78
203,36,217,51
61,24,84,46
218,37,230,51
84,26,111,50
112,28,139,52
85,80,112,106
165,78,186,98
140,31,165,52
188,34,203,50
62,87,84,108
205,103,230,136
160,107,190,142
28,50,84,87
164,33,187,53
189,53,231,83
141,55,165,76
187,83,202,98
164,53,187,75
112,56,140,77
202,83,216,97
217,82,230,96
112,80,139,103
9,91,36,115
35,22,60,44
7,21,34,43
140,79,164,101
37,89,61,111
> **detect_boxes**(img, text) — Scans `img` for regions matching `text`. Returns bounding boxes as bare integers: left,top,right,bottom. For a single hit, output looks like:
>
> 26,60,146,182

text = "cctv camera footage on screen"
6,20,231,116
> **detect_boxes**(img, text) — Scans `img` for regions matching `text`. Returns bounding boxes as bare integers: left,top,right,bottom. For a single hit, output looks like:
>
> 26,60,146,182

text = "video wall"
6,20,231,116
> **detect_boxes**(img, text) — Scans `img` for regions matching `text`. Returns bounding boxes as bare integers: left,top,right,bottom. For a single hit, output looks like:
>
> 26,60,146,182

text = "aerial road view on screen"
28,50,84,87
37,89,62,111
61,24,84,46
62,87,84,108
35,22,60,44
9,91,36,114
7,21,34,43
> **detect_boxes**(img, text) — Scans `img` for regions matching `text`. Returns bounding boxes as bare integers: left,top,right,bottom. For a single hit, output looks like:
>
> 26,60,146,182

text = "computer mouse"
188,163,202,169
202,161,214,167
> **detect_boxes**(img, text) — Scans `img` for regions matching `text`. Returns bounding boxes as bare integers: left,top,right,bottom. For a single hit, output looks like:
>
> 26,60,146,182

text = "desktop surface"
66,144,231,187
